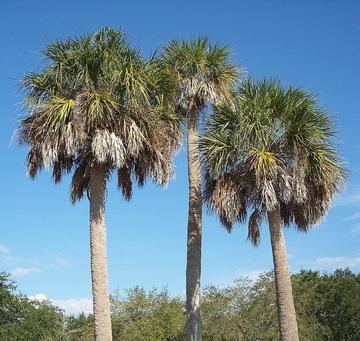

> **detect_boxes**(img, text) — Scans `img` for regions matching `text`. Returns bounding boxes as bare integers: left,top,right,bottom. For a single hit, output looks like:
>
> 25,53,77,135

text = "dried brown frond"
117,165,132,201
247,209,262,246
210,173,244,232
70,163,90,204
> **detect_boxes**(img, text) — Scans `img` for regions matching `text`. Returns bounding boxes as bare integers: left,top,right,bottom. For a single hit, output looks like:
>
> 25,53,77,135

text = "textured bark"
268,208,299,341
89,165,112,341
186,106,202,341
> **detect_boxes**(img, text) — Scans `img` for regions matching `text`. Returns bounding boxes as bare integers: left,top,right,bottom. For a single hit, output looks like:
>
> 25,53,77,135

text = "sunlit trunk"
89,165,112,341
268,207,299,341
186,106,202,341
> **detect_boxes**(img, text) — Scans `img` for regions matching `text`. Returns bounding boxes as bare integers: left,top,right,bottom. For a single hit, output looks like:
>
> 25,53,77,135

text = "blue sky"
1,1,360,314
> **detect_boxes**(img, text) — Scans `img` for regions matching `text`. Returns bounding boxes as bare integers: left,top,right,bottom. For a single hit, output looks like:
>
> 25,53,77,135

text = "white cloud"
11,267,41,277
54,298,93,315
314,256,360,269
30,294,47,301
30,294,93,315
0,244,10,253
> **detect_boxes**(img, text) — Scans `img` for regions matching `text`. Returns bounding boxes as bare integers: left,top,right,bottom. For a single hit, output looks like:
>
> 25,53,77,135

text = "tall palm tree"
16,27,181,340
201,78,348,340
161,37,241,341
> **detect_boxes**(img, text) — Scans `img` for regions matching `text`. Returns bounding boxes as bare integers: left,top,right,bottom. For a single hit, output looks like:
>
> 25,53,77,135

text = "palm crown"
201,78,348,244
161,36,241,113
17,27,180,201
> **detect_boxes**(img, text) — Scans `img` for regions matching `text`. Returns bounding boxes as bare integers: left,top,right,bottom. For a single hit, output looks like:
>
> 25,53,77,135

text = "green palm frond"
247,148,278,175
42,97,75,130
77,89,118,129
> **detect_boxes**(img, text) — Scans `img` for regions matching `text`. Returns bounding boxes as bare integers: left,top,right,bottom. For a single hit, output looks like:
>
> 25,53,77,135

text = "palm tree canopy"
16,27,181,202
160,36,242,113
201,78,348,244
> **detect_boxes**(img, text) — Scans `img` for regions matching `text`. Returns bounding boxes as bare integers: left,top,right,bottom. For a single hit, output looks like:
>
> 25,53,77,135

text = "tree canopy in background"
1,268,359,340
0,271,64,340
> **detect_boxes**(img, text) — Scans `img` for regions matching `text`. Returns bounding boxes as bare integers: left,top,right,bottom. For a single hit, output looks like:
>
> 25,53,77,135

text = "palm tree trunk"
268,208,299,341
186,106,202,341
89,165,112,341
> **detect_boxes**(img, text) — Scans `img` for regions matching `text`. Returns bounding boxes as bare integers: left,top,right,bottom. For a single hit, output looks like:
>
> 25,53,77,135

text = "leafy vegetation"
0,271,64,340
110,286,186,340
1,269,359,340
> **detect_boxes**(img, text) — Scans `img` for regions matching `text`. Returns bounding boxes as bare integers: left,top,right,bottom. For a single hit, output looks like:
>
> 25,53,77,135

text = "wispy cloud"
3,255,23,265
56,257,68,266
11,267,41,277
345,212,360,221
3,255,40,267
335,193,360,206
50,257,68,267
0,244,10,253
47,253,68,267
347,225,360,235
314,256,360,268
237,268,267,281
30,294,93,315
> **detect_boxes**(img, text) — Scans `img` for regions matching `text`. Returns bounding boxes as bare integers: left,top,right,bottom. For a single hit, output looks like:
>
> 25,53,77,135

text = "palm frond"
247,209,263,246
70,163,90,204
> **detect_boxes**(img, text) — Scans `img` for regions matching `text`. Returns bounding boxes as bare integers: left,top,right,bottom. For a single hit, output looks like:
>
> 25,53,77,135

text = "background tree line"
1,268,359,340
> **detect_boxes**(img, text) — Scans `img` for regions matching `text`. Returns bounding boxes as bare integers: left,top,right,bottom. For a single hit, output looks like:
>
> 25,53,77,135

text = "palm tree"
160,37,241,341
201,78,348,340
16,27,181,340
